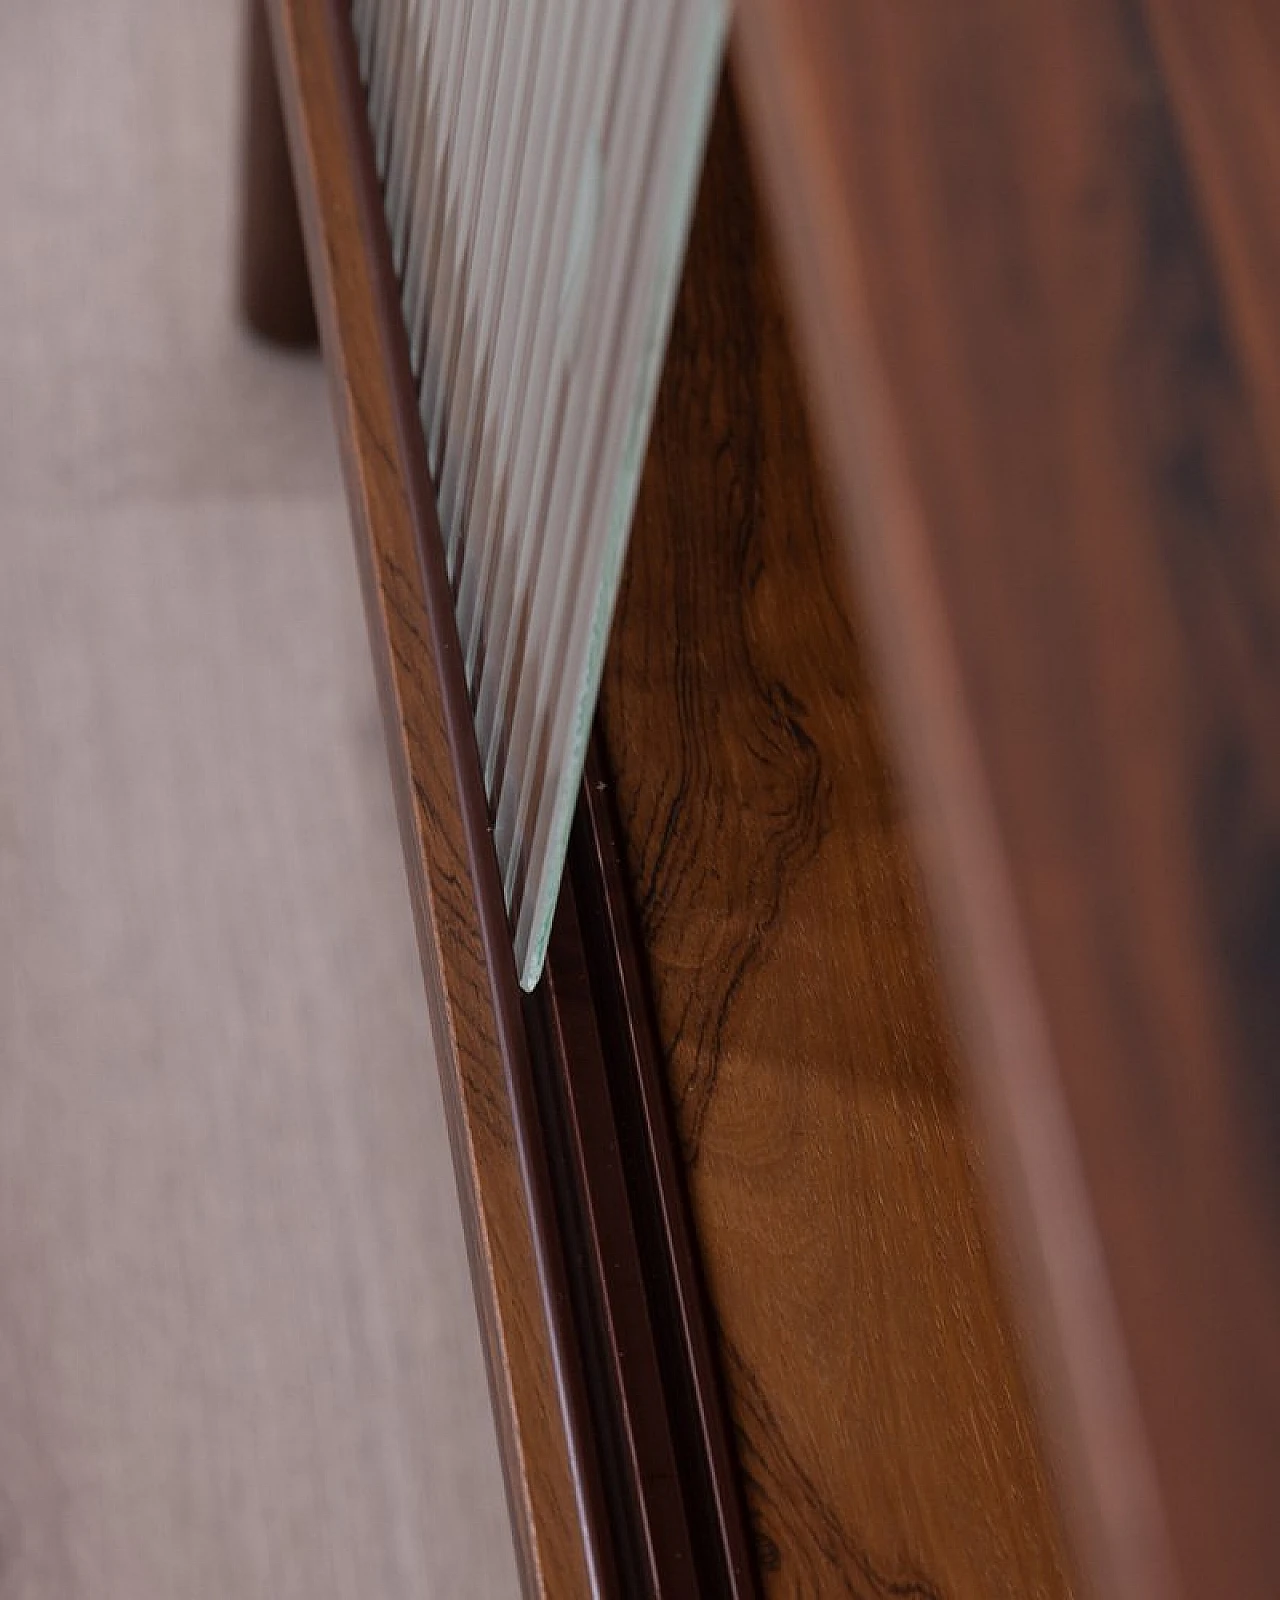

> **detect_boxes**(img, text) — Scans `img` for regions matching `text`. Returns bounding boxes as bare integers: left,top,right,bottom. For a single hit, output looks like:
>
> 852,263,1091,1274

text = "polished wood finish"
730,4,1280,1598
261,2,597,1592
600,93,1079,1600
238,0,315,345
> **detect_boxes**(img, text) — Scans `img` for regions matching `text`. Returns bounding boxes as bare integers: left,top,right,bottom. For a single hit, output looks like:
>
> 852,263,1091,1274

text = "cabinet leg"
238,0,317,346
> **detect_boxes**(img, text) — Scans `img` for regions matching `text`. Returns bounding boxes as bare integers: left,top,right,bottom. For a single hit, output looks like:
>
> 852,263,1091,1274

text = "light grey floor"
0,2,519,1595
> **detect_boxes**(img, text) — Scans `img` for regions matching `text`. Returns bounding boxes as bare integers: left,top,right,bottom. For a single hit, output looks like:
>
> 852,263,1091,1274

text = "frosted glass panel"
355,0,727,989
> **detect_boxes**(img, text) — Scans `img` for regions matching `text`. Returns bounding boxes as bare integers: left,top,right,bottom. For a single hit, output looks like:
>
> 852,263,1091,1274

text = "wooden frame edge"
257,3,760,1596
263,1,612,1592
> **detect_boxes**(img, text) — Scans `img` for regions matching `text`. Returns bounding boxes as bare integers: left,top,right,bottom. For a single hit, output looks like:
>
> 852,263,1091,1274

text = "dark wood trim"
238,0,316,345
529,745,761,1599
263,2,759,1594
571,744,760,1600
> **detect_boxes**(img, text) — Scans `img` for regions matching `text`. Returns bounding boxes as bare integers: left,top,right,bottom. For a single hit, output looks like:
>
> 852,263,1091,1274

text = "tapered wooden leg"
238,0,317,345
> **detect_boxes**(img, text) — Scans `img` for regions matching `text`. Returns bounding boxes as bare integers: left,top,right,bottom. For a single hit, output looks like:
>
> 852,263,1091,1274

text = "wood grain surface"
263,4,597,1593
729,4,1280,1598
600,92,1079,1600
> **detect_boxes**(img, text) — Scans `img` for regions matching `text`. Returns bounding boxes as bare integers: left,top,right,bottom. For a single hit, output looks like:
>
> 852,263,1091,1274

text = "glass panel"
359,0,728,990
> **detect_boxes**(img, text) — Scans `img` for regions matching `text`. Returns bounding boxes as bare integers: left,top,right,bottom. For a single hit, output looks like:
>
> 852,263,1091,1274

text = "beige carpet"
0,2,519,1595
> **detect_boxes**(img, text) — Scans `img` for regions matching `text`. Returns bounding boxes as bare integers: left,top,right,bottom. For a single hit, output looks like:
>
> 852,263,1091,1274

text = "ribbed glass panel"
354,0,727,990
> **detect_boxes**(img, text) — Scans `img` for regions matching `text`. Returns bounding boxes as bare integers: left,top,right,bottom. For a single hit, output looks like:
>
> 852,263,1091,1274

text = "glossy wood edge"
264,1,607,1592
727,19,1176,1600
263,3,759,1595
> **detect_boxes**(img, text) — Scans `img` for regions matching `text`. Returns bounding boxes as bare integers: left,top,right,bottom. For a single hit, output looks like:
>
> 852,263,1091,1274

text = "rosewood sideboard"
240,3,1280,1596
